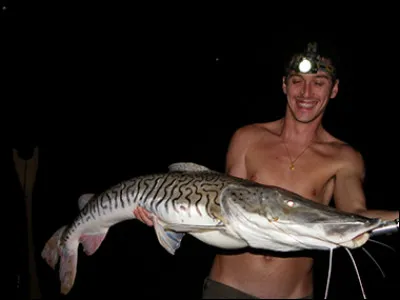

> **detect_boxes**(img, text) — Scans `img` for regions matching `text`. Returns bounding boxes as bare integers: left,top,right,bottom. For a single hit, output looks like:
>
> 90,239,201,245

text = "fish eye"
286,200,295,208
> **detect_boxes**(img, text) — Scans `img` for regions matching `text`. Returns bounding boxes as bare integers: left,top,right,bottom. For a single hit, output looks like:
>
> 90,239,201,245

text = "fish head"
221,184,382,251
260,187,383,249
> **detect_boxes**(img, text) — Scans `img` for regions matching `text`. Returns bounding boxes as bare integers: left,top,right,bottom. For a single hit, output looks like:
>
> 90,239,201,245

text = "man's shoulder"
322,131,360,155
325,134,362,160
233,120,280,139
338,143,364,165
325,136,364,176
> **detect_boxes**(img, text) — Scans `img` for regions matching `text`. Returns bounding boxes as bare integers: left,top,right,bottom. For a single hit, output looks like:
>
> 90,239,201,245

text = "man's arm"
333,147,399,221
225,125,254,179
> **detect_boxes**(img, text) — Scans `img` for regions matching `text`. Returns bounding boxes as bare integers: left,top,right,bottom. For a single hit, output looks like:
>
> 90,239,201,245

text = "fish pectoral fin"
153,218,185,255
163,223,225,232
209,205,227,223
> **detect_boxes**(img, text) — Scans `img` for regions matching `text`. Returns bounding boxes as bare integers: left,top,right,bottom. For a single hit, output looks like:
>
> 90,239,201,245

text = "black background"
5,2,398,299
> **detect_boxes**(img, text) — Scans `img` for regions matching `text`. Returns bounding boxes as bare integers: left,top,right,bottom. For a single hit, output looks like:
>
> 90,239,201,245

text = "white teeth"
298,102,314,108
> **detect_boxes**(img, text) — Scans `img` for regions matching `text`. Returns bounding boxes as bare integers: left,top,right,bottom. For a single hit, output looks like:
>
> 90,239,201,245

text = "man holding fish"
134,41,399,299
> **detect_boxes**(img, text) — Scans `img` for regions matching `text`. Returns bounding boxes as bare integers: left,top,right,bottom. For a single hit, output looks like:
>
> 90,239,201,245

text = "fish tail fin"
59,243,79,295
41,225,67,270
41,225,79,295
57,229,109,294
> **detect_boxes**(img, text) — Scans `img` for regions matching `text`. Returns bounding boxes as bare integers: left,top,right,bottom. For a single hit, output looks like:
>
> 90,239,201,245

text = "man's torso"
209,120,350,299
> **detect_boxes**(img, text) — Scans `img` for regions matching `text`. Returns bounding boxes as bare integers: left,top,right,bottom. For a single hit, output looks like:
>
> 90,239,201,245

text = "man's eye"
314,81,324,86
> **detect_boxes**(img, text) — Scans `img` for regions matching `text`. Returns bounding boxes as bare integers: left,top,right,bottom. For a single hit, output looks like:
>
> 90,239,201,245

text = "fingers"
137,208,147,223
134,207,154,227
141,207,151,220
141,208,154,226
134,207,144,221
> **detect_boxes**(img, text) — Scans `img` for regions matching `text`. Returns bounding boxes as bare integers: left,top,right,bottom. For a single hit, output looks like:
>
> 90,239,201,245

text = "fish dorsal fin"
168,162,212,172
78,193,95,210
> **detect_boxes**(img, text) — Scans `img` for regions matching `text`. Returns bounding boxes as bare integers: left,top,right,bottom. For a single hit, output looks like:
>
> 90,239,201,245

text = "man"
134,41,399,299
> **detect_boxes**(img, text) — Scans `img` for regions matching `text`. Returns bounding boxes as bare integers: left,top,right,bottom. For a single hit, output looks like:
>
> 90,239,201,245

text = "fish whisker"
361,247,385,278
368,239,396,252
324,248,333,299
344,248,366,299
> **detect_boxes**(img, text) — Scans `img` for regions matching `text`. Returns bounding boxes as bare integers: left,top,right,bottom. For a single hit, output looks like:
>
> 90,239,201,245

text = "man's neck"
280,115,323,145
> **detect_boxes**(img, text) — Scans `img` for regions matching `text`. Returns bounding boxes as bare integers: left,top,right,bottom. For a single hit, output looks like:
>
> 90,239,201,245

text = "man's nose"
301,83,312,97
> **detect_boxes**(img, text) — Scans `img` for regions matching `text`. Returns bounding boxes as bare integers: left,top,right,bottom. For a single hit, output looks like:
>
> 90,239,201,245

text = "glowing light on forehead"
298,58,312,73
286,42,336,79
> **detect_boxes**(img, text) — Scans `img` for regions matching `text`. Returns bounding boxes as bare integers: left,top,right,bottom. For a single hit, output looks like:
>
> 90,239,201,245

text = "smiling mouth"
297,101,316,109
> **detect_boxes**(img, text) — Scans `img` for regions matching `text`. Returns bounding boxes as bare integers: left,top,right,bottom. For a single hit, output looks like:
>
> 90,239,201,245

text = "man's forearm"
356,209,399,221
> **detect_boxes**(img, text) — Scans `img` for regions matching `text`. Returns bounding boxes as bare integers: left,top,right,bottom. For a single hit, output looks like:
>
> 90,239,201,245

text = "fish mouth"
337,219,382,249
338,232,370,248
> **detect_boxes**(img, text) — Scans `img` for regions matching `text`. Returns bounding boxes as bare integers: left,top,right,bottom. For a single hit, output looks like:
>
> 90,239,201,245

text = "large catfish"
41,162,390,295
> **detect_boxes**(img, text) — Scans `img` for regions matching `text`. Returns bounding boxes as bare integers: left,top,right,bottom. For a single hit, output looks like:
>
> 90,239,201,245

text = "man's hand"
133,207,154,226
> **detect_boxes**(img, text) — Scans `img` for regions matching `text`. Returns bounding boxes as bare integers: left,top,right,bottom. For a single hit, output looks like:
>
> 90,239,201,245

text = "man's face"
282,70,339,124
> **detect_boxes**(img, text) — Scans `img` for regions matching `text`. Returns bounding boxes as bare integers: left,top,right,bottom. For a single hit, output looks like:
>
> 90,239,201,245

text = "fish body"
41,162,384,295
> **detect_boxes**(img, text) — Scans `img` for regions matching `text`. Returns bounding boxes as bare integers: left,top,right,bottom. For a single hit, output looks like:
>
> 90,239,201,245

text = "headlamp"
298,58,312,73
287,42,336,78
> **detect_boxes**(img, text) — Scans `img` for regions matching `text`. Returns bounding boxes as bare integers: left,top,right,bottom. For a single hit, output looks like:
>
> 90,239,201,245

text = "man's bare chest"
245,144,337,202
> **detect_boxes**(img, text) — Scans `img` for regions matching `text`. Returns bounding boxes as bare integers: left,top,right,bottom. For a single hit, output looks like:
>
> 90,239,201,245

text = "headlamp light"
286,42,336,78
298,58,312,73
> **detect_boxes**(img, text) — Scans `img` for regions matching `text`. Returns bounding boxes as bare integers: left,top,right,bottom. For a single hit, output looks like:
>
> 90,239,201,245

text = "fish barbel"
41,162,386,295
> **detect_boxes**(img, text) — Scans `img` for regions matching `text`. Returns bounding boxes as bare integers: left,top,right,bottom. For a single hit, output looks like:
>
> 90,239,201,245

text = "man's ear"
330,79,339,99
282,76,288,94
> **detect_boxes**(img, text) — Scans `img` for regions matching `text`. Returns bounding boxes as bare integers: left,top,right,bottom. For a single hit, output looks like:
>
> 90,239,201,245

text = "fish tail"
41,225,67,270
41,225,79,295
59,243,79,295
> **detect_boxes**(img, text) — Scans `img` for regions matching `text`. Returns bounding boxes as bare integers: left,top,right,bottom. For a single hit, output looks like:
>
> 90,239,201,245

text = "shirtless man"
134,42,399,299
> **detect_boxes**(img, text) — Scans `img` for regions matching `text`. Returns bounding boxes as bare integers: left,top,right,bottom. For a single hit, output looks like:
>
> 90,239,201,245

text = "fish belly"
190,231,248,249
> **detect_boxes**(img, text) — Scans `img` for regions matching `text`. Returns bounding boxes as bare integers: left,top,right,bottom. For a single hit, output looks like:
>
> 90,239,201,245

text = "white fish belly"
153,201,248,249
190,231,248,249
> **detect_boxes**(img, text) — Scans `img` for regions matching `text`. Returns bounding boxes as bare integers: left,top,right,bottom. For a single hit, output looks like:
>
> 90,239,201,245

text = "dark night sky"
6,3,398,299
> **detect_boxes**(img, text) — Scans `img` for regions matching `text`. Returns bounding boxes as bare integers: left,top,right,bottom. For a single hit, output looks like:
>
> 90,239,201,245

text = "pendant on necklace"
290,164,295,171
